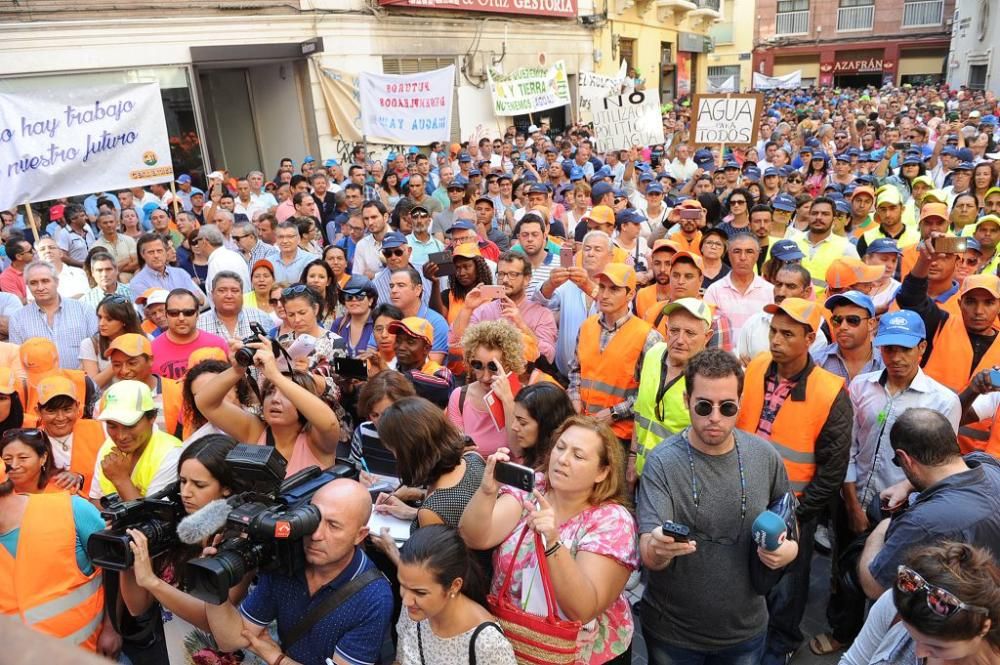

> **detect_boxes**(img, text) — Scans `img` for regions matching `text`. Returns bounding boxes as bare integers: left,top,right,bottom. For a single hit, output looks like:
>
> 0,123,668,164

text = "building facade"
752,0,954,88
946,0,998,91
700,0,757,92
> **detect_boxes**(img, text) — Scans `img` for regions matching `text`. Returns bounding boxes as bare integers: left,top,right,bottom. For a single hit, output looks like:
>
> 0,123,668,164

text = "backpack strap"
459,384,468,414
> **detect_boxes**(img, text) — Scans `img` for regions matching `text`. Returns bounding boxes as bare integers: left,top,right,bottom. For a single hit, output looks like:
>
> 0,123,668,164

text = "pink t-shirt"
150,330,230,380
447,386,508,458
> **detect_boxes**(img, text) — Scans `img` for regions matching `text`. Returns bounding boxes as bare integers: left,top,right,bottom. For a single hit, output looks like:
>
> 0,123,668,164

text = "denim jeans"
645,631,767,665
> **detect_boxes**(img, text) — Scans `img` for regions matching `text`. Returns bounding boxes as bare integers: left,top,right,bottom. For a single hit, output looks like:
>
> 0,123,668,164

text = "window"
776,0,809,35
707,65,740,92
969,65,988,91
837,0,874,31
382,57,460,143
902,0,944,27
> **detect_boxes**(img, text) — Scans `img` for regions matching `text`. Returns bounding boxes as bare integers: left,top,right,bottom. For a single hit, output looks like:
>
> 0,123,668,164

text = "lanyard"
683,428,747,523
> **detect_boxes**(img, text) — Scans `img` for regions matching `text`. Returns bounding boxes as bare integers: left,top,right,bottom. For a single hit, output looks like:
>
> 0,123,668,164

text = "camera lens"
185,539,263,605
234,346,256,368
87,532,135,571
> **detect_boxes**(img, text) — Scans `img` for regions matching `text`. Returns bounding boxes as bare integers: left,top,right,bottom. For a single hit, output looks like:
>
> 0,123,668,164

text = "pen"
359,457,371,475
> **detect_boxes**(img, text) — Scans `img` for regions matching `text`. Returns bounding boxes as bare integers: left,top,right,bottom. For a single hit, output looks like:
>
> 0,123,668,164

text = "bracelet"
544,541,562,557
272,655,286,665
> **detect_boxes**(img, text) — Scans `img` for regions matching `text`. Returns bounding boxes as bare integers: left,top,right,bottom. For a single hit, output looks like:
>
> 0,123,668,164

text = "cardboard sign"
592,89,666,152
689,93,764,147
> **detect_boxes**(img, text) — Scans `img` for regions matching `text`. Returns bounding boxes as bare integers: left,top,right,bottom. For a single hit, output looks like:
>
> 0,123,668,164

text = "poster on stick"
487,61,571,116
577,61,628,119
592,89,665,152
359,65,455,144
689,93,764,147
0,82,173,211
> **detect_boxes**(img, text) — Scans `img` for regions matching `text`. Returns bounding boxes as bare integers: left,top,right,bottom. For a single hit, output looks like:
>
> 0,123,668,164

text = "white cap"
528,124,540,133
208,171,225,180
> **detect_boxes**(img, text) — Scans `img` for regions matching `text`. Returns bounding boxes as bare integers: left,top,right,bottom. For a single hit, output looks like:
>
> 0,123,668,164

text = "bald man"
206,479,394,665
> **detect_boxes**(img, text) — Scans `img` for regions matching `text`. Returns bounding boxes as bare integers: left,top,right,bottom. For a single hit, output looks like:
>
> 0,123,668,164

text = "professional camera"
233,321,285,367
87,483,185,571
184,444,358,605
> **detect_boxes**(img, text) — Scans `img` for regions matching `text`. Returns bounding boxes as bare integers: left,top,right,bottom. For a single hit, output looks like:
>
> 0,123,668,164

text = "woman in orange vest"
0,429,60,494
35,376,106,496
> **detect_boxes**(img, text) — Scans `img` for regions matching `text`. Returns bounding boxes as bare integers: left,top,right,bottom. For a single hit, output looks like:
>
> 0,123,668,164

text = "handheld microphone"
177,498,232,545
751,510,787,552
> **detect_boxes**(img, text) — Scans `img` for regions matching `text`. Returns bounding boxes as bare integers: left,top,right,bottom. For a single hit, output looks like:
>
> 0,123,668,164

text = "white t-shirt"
56,265,90,300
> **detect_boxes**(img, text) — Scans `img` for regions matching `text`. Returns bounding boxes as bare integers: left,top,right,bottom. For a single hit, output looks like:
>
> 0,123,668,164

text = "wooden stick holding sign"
169,180,181,218
23,203,39,242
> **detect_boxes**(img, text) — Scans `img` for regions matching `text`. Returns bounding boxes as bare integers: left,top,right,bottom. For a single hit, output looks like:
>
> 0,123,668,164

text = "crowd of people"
2,81,1000,665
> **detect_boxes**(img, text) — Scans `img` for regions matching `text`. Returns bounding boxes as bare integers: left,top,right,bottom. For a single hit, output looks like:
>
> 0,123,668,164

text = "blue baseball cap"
983,115,998,126
779,165,797,177
835,154,851,163
323,158,339,168
763,167,780,178
825,290,876,317
743,167,761,182
771,239,804,261
902,154,923,166
616,209,646,225
645,183,664,195
694,148,715,168
847,148,861,157
446,180,465,190
469,169,482,177
458,153,472,163
858,151,872,162
867,237,902,255
189,187,204,197
381,232,407,249
407,146,419,155
772,193,796,212
449,220,477,232
812,151,828,161
874,309,926,347
639,172,655,183
521,171,538,182
569,167,585,182
967,237,983,253
954,161,975,171
834,199,852,215
303,155,315,164
592,182,615,199
544,146,558,154
176,174,192,184
527,183,550,195
957,148,975,162
942,146,960,157
452,175,469,186
724,160,740,170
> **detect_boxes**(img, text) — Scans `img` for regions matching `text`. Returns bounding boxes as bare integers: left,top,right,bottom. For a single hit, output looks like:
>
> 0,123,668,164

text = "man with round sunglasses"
150,288,228,380
638,348,796,665
737,297,853,665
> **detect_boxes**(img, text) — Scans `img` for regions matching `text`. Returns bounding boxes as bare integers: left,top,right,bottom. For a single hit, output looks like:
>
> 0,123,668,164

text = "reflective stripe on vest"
958,426,990,442
635,413,673,442
65,610,104,647
580,378,633,399
23,575,102,625
633,342,690,475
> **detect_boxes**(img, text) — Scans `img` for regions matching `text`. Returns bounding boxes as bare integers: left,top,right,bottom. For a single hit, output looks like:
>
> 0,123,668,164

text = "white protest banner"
359,65,455,144
752,70,802,90
0,82,172,211
689,93,764,147
487,61,571,116
592,89,666,152
708,75,737,93
577,61,628,118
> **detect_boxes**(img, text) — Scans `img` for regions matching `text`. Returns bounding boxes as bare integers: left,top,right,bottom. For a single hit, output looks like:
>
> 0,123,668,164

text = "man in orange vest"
635,240,679,319
736,297,853,665
896,234,1000,392
0,456,112,653
568,263,662,446
35,375,106,496
898,202,950,280
104,333,184,438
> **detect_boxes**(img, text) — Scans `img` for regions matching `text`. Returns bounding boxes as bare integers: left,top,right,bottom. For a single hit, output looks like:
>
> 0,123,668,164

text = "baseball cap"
874,310,926,348
445,180,466,191
942,146,960,157
36,375,79,405
136,288,169,306
451,243,482,259
410,204,430,215
527,183,549,195
616,209,646,225
387,317,434,345
918,202,950,224
967,238,984,253
188,347,228,366
569,167,585,182
208,170,225,180
957,148,975,163
743,168,761,182
984,115,998,126
835,154,851,163
763,167,780,178
645,183,664,195
469,169,481,177
772,194,797,212
323,158,339,168
251,259,275,277
671,251,704,272
662,298,713,328
528,124,540,133
960,274,1000,298
381,232,408,250
20,338,59,377
764,297,822,332
341,275,375,296
583,205,616,227
474,196,494,209
911,175,935,190
651,239,681,254
875,188,903,207
98,380,156,426
176,174,192,184
190,188,205,197
834,200,852,215
638,172,655,183
825,258,885,290
850,186,876,201
723,160,740,170
449,220,477,233
901,154,923,166
922,189,948,205
49,204,66,221
303,156,316,164
694,148,715,168
954,161,975,171
824,290,876,317
867,238,902,255
974,215,1000,232
771,239,804,261
591,182,615,200
104,333,153,359
458,153,472,163
0,368,18,396
595,263,638,291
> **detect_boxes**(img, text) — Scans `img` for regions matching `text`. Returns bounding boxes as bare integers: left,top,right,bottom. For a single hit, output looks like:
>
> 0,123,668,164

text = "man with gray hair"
232,221,278,267
9,260,98,369
196,270,271,339
200,224,251,296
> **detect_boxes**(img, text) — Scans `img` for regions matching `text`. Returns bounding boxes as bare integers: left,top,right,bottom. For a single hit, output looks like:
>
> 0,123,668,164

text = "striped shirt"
82,283,132,310
9,298,98,369
197,307,274,341
243,241,280,268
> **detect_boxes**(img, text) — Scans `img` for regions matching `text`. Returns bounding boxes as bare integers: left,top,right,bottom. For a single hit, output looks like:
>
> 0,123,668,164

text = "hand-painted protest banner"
689,93,764,147
359,65,455,144
592,89,666,152
752,70,802,90
578,61,628,119
0,82,173,211
487,61,571,116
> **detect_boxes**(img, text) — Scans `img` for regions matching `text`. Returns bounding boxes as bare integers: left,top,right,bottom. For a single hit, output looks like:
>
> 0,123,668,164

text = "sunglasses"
382,248,407,258
692,399,739,418
0,428,44,444
896,565,989,617
831,314,870,328
102,294,129,305
231,234,250,241
269,298,281,305
410,212,429,219
469,359,500,373
282,284,312,299
614,197,627,203
343,292,368,301
787,177,804,183
729,200,747,206
166,308,198,317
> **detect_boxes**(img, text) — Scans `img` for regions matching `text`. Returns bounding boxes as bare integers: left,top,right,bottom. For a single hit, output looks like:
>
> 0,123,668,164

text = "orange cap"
960,274,1000,298
919,202,950,222
671,251,704,273
676,198,705,210
651,239,681,254
595,263,638,291
850,186,876,200
0,368,18,395
583,205,616,227
452,243,482,259
825,258,885,290
20,338,59,377
251,259,275,276
765,297,823,332
104,333,153,359
36,375,78,405
188,347,228,367
388,317,434,345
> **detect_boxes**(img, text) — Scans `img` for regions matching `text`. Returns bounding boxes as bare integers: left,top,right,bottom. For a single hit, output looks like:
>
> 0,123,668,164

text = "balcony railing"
837,4,875,31
902,0,944,26
776,9,809,35
697,0,720,9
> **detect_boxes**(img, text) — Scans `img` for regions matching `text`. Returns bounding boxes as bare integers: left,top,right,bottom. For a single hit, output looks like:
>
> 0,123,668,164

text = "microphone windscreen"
176,498,232,545
751,510,787,552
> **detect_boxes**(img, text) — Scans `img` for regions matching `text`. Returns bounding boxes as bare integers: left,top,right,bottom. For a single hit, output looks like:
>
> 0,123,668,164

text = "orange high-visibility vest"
957,405,1000,457
636,285,664,320
737,353,845,495
0,493,104,651
69,420,105,497
160,376,183,439
923,313,1000,393
445,295,466,377
578,314,652,440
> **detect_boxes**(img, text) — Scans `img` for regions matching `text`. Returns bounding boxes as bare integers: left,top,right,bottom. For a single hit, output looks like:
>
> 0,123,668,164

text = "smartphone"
679,208,701,220
559,244,574,269
661,521,691,543
334,356,369,381
427,251,456,277
494,461,535,492
892,141,912,151
480,285,505,300
931,236,967,254
990,368,1000,389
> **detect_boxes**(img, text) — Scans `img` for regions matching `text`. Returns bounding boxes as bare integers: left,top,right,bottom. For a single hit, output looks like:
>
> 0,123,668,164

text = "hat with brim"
874,310,926,348
771,239,804,261
36,375,79,405
764,297,822,332
452,243,482,259
595,263,637,291
960,274,1000,299
824,290,875,317
662,298,713,328
974,215,1000,233
98,380,156,427
104,333,153,359
388,317,434,345
651,239,681,254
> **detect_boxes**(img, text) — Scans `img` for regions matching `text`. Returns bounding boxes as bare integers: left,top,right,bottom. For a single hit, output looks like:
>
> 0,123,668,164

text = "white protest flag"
359,65,455,144
578,60,628,117
0,82,172,211
708,75,737,93
752,70,802,90
592,89,665,153
487,61,571,116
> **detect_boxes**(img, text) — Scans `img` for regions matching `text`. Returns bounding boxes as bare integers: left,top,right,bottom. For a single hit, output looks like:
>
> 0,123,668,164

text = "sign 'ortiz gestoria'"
689,93,764,147
377,0,576,19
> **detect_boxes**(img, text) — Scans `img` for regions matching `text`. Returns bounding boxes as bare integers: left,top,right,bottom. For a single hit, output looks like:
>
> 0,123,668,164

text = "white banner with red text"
359,66,455,145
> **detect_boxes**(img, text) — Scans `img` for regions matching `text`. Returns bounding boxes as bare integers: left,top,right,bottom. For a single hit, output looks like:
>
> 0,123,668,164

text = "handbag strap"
278,566,384,652
530,530,561,621
469,621,502,665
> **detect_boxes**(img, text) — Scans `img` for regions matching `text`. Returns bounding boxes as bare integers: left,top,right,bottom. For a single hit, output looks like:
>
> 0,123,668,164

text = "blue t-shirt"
240,547,392,665
418,303,451,355
0,495,105,575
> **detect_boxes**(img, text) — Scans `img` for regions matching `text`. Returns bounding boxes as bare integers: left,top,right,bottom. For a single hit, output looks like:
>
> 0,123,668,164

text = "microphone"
177,498,233,545
751,510,787,552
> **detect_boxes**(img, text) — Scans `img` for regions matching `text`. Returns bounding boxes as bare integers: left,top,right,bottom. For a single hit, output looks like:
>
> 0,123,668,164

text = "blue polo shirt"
240,547,392,665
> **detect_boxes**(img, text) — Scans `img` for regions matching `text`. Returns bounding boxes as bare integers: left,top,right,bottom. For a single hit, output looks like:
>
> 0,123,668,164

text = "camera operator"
205,478,393,665
195,341,341,476
120,435,254,664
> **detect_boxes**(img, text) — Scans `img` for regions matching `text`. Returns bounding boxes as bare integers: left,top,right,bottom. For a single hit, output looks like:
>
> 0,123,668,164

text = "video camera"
87,484,185,571
184,444,358,605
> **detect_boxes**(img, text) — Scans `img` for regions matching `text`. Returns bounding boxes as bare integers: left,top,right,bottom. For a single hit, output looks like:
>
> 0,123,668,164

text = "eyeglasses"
962,257,981,266
343,292,368,301
614,197,626,203
190,238,204,246
166,308,198,317
382,248,407,258
469,359,500,373
282,284,311,299
692,399,739,418
830,314,870,328
896,565,989,618
269,298,281,305
702,241,725,249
